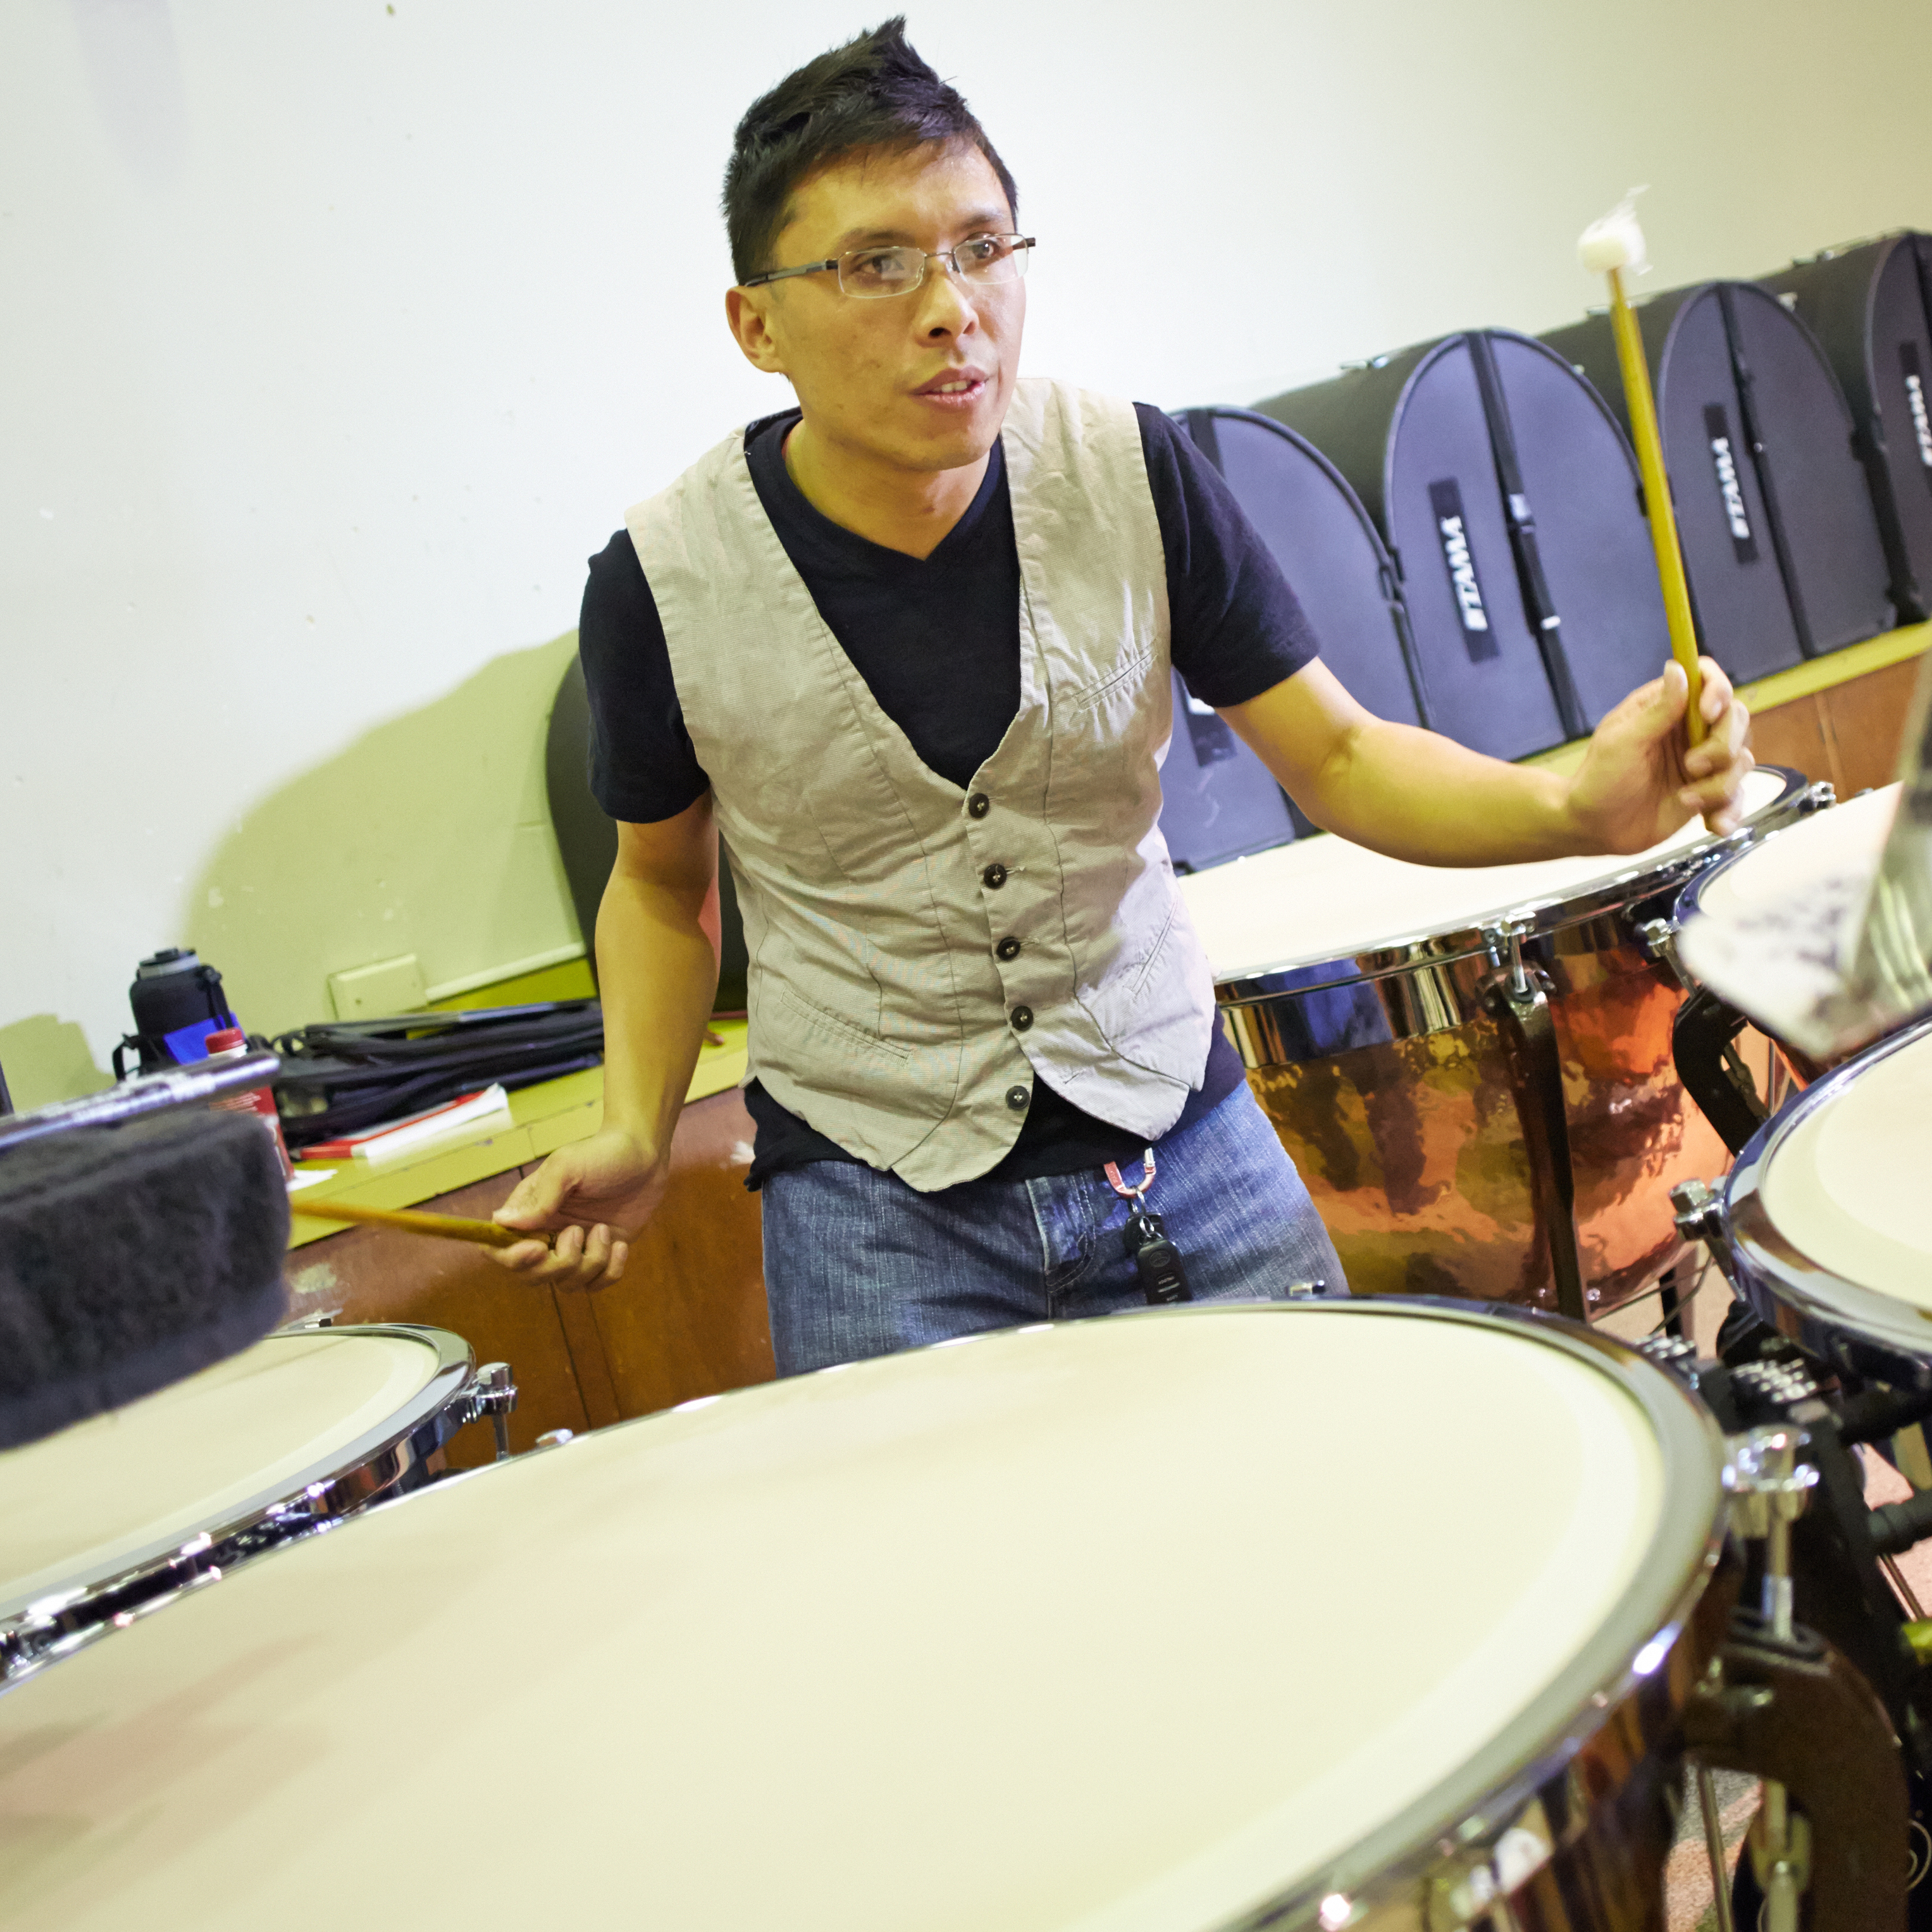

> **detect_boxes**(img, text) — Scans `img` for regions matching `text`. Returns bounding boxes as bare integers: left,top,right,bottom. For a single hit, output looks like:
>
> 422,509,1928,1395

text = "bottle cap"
204,1027,247,1056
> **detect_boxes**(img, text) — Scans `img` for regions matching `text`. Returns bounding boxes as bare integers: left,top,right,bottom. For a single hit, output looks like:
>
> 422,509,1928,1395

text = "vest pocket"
1065,641,1156,714
769,985,912,1064
1074,896,1207,1081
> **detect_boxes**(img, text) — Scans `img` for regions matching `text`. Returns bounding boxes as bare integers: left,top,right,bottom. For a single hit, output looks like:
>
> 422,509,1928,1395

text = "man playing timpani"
491,20,1753,1369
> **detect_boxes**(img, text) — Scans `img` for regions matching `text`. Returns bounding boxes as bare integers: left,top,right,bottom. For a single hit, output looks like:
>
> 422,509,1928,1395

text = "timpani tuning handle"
1725,1425,1819,1640
466,1361,518,1462
1670,1178,1723,1245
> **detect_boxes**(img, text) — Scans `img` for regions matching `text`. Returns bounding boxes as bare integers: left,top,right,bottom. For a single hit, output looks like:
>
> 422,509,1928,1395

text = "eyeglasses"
741,233,1034,300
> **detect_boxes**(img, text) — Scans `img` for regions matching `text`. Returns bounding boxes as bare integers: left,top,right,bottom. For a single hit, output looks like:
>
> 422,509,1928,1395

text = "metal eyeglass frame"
740,235,1034,298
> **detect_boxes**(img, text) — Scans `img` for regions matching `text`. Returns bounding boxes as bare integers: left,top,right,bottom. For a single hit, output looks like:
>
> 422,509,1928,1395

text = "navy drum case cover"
1157,409,1425,873
1542,282,1896,683
1254,331,1673,764
1762,232,1932,627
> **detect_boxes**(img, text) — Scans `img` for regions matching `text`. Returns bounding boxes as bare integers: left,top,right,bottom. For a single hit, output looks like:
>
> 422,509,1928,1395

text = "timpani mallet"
1578,194,1707,748
290,1198,554,1251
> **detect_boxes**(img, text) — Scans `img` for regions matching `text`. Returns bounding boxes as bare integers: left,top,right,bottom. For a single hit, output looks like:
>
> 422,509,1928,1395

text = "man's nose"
914,263,977,337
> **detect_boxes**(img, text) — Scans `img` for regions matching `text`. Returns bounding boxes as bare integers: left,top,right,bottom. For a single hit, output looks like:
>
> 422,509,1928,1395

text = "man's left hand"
1565,655,1754,855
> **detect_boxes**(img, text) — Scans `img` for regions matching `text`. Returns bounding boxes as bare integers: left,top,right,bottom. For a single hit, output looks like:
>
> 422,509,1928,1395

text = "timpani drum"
0,1322,489,1685
1176,765,1815,1312
1692,1016,1932,1387
0,1301,1731,1931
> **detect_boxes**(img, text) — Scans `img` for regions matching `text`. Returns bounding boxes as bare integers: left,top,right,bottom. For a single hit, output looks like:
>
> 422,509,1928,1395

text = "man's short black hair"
724,19,1019,284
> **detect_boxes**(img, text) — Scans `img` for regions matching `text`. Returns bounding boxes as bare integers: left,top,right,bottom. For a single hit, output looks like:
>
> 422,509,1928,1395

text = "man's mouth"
915,370,991,400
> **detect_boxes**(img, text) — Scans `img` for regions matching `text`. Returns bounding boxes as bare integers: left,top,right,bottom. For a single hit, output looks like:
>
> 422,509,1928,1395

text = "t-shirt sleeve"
577,529,710,824
1135,402,1321,708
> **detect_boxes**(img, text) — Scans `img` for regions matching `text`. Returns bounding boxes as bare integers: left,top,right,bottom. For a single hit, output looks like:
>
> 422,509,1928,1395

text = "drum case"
1254,330,1672,762
1158,407,1430,874
0,1323,486,1690
1541,283,1897,683
1762,233,1932,626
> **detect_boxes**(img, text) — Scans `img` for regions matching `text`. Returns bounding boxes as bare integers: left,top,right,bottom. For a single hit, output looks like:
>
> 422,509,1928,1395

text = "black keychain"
1104,1149,1192,1305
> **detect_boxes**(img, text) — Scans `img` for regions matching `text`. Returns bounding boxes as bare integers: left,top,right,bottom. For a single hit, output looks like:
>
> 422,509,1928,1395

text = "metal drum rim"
1211,765,1811,1008
1178,1299,1729,1929
1671,777,1878,932
0,1322,475,1666
8,1297,1728,1929
1721,1015,1932,1382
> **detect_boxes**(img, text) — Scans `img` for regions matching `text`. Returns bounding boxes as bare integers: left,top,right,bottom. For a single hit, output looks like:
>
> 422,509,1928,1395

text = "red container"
204,1027,293,1180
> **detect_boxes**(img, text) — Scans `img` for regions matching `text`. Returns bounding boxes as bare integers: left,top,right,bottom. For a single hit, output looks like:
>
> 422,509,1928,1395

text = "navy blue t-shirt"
578,402,1319,1187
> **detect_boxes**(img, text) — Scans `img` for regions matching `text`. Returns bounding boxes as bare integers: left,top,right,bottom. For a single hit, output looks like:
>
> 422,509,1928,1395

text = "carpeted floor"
1664,1769,1757,1932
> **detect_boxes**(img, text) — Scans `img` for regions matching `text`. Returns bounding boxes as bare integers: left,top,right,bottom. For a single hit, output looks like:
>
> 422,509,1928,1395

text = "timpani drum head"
1720,1019,1932,1378
1673,786,1901,1056
1760,1024,1932,1307
0,1327,455,1618
1683,783,1898,929
1179,765,1792,982
0,1304,1721,1932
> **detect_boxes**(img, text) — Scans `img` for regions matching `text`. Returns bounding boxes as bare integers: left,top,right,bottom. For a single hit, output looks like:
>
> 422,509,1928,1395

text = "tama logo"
1905,369,1932,469
1710,437,1750,539
1440,517,1488,629
1703,404,1758,562
1427,479,1495,660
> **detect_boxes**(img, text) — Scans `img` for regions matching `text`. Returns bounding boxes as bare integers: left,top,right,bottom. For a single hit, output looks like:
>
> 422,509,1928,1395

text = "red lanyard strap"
1103,1149,1156,1202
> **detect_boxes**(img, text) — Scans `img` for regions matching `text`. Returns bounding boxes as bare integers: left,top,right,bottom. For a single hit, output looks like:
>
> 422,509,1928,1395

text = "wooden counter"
283,1025,772,1468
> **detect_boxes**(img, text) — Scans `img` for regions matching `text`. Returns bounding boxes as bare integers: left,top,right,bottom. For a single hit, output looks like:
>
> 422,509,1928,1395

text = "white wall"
6,0,1931,1103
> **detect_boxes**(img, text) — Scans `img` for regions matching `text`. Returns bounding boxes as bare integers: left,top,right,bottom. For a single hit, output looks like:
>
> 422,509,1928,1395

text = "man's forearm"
1296,716,1581,866
594,867,721,1165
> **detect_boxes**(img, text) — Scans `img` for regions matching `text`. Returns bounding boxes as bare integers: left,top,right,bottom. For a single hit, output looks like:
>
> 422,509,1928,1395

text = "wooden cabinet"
283,1090,772,1468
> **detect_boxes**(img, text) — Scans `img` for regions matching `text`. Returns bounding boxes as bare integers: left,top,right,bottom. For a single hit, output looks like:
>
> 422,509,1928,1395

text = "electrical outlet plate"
328,954,426,1020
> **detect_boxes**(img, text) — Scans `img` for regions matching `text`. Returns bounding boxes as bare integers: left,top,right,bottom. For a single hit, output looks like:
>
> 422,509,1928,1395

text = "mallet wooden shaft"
1607,264,1707,746
290,1198,548,1250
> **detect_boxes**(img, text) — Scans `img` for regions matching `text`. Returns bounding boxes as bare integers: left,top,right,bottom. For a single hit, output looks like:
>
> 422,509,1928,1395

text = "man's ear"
725,285,787,375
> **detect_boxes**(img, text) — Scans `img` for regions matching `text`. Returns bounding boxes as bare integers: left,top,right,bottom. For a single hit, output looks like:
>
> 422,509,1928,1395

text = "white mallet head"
1578,192,1649,276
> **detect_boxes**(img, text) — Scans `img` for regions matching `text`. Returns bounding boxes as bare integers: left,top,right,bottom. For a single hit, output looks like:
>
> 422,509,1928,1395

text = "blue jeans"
760,1084,1347,1375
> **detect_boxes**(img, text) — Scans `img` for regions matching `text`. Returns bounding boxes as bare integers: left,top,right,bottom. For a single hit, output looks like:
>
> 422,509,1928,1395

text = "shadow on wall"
182,633,585,1041
0,1015,114,1113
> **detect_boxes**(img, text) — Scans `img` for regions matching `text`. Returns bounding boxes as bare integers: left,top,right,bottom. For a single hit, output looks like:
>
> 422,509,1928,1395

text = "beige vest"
626,378,1213,1191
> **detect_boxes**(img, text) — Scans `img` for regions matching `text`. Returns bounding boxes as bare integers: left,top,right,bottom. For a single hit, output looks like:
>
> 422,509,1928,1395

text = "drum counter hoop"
1681,1016,1932,1391
1178,764,1821,1316
0,1300,1900,1931
0,1322,514,1687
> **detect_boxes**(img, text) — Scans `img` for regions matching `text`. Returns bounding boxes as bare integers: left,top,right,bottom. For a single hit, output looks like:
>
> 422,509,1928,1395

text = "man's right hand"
487,1127,668,1292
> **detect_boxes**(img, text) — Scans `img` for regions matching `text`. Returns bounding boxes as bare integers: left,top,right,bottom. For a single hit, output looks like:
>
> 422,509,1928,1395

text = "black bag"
1158,408,1427,872
271,1001,604,1148
1177,408,1429,728
1762,233,1932,625
1255,331,1670,760
1542,282,1896,681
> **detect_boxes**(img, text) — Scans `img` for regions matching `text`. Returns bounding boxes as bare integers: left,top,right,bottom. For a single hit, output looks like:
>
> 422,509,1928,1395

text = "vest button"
981,863,1008,889
1010,1005,1034,1032
996,936,1022,962
1005,1084,1031,1112
967,792,991,819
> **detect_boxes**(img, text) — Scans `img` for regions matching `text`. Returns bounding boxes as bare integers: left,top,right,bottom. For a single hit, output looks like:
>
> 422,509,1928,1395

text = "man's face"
728,140,1024,476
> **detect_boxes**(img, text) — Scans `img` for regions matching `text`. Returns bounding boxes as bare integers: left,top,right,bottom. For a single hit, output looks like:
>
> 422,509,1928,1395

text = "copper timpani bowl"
1178,767,1819,1311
